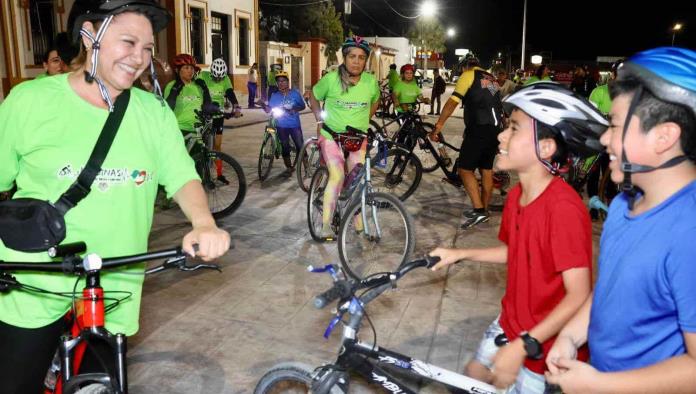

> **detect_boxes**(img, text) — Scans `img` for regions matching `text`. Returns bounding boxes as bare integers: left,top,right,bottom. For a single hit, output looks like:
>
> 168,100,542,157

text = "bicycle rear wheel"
198,151,247,219
370,146,423,201
296,137,322,193
338,192,415,280
307,167,330,241
258,132,275,181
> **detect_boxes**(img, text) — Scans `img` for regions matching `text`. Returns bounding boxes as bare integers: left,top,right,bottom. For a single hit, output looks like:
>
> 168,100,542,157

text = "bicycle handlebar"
312,255,440,309
0,244,219,275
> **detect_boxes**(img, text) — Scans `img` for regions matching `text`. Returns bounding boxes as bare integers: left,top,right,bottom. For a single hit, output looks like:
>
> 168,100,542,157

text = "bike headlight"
271,107,285,118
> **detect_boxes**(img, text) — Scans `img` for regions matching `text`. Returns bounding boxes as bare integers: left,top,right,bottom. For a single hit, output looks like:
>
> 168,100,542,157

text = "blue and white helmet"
503,82,609,156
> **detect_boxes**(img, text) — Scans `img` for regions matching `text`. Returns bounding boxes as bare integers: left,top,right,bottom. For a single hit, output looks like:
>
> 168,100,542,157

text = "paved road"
126,92,601,393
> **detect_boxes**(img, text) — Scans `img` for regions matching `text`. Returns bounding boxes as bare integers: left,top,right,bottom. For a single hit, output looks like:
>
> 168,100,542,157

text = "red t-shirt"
498,177,592,374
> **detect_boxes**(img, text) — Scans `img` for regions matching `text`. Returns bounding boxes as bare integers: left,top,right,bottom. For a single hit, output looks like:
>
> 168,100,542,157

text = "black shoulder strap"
54,89,131,214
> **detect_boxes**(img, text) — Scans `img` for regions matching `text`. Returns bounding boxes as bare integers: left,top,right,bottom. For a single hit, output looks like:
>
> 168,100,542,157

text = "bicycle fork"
362,157,382,241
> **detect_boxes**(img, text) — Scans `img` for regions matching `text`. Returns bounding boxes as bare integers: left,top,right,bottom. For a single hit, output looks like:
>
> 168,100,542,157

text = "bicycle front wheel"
199,151,247,219
254,362,344,394
338,192,415,280
307,167,329,241
370,146,423,201
296,137,322,193
258,132,275,181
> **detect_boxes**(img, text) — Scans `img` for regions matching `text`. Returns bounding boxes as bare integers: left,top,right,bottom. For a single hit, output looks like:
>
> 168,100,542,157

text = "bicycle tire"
199,151,247,219
72,383,113,394
338,192,415,280
254,362,344,394
307,167,330,241
296,137,321,193
370,145,423,202
258,132,275,181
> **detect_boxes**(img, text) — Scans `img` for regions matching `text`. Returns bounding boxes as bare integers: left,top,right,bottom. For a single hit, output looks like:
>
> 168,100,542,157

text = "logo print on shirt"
335,99,368,110
480,76,501,96
131,170,148,186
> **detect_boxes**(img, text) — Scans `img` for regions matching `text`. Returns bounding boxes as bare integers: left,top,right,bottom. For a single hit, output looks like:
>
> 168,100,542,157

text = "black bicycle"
254,257,500,394
187,110,247,219
0,242,220,394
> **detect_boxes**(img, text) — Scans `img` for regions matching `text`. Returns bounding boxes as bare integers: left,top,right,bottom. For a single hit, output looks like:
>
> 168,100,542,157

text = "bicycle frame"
52,269,129,394
307,264,499,394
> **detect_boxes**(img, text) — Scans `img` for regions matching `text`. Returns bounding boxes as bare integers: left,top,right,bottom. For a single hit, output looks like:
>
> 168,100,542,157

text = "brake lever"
179,263,222,272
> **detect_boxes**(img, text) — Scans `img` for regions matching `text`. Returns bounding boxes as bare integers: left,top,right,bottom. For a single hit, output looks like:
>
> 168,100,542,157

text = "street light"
420,1,436,17
531,55,543,65
672,23,683,46
447,28,455,37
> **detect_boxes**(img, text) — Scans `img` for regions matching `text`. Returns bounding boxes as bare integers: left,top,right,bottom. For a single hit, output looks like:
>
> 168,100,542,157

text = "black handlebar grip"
48,242,87,258
314,280,350,309
425,255,441,269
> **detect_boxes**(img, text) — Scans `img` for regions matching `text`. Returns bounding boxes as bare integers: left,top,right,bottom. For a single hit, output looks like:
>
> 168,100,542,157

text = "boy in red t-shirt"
430,82,608,393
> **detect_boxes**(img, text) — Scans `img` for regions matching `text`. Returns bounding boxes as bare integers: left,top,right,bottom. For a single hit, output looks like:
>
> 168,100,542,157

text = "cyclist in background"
308,36,380,240
430,53,504,228
165,54,215,155
35,46,65,79
267,70,306,173
386,63,399,91
0,1,229,392
546,47,696,394
430,82,607,393
585,59,621,220
524,64,552,85
392,63,429,113
199,57,242,183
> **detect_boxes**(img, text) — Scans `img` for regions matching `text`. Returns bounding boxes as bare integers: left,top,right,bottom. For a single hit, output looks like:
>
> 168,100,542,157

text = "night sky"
333,0,695,67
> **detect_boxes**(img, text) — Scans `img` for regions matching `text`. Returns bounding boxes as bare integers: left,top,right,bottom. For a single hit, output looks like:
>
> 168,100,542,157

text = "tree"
297,3,344,63
406,19,446,69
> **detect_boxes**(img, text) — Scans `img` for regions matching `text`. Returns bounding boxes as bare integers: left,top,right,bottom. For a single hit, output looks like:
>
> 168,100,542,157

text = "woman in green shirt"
308,36,380,240
0,1,229,391
392,63,429,113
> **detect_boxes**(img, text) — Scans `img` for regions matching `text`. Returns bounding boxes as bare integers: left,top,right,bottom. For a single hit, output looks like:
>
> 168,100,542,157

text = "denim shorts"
473,316,547,394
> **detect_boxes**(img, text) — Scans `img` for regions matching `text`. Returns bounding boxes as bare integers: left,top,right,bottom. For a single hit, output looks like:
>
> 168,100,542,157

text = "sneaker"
217,175,230,185
461,211,489,229
318,228,336,242
462,209,476,218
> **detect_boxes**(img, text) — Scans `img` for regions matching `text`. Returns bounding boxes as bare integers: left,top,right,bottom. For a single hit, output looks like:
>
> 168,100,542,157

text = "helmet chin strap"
80,15,116,111
533,119,563,176
620,85,689,208
149,59,163,99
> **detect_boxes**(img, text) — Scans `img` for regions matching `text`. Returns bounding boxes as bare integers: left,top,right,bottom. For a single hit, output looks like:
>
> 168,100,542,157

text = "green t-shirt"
387,70,399,90
0,74,199,336
267,70,277,87
392,79,421,112
198,71,233,108
164,80,204,131
35,72,49,80
589,84,612,115
312,70,379,134
524,75,552,86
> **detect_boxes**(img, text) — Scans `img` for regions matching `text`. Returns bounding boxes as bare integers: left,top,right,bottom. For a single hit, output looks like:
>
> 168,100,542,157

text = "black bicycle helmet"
68,0,170,43
503,82,608,157
67,0,171,110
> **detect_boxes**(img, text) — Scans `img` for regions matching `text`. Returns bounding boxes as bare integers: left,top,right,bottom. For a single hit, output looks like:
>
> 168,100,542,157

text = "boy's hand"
546,335,578,374
429,247,463,270
491,338,526,389
545,359,601,394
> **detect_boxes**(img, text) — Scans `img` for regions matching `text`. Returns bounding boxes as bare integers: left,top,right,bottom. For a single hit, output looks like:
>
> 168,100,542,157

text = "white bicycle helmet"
503,82,608,156
210,58,228,79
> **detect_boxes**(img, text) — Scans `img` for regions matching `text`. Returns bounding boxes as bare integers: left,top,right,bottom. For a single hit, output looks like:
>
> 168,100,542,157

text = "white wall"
208,0,257,76
361,37,413,67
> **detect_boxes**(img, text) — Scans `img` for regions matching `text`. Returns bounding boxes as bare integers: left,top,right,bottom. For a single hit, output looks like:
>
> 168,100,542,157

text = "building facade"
0,0,259,101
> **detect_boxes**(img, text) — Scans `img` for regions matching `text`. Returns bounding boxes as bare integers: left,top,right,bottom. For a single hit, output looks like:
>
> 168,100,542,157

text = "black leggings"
0,319,116,394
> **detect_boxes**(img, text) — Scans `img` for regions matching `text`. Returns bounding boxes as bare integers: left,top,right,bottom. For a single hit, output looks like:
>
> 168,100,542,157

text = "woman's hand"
182,225,230,261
